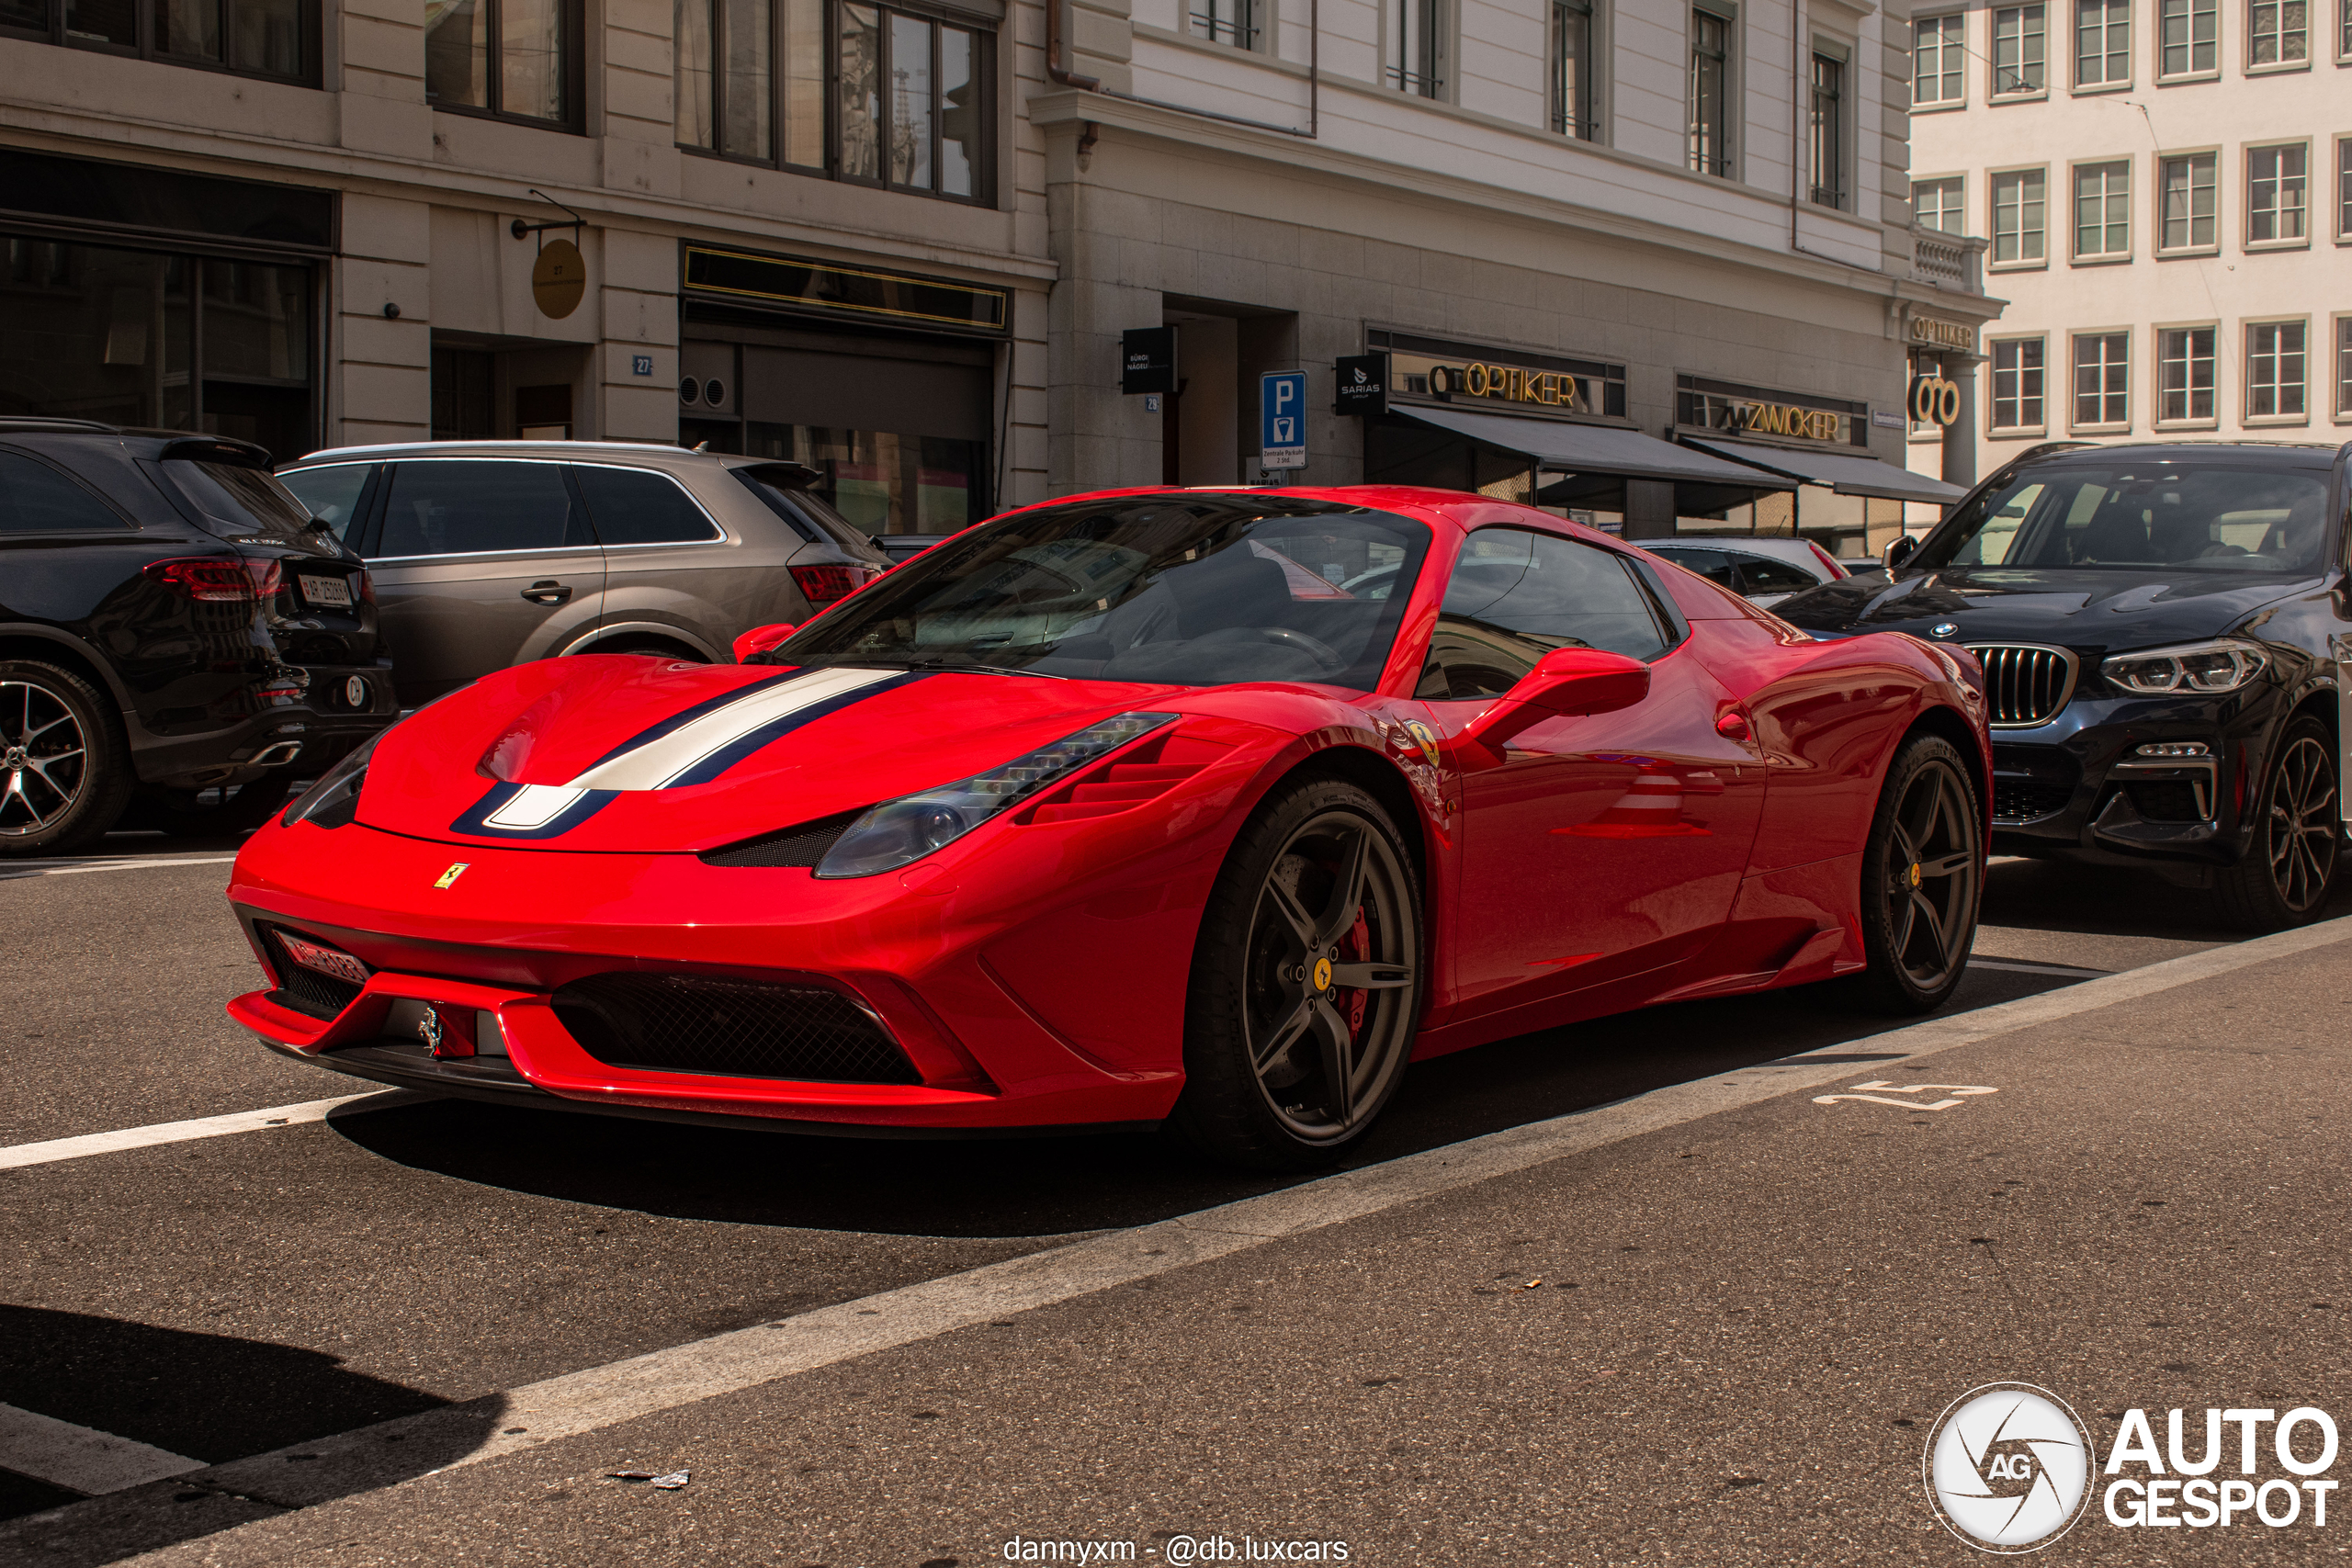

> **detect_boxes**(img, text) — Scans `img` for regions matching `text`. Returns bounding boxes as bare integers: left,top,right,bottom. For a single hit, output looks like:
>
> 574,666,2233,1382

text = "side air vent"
698,808,868,868
257,923,368,1020
550,972,919,1083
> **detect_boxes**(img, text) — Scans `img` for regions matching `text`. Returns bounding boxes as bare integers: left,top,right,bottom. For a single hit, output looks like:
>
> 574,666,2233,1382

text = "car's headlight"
280,728,383,829
815,711,1180,879
2100,639,2270,696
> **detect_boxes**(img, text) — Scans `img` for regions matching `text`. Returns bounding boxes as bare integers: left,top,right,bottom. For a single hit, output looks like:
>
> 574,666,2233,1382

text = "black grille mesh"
1967,644,2077,727
551,972,918,1083
259,924,366,1020
698,808,867,869
1988,744,2079,823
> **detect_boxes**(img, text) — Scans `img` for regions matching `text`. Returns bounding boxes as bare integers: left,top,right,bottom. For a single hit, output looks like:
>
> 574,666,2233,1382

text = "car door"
567,462,738,657
363,458,605,705
1420,525,1767,1024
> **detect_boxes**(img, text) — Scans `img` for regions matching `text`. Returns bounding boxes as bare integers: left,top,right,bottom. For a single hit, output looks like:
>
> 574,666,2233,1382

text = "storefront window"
0,236,313,459
741,423,982,535
1,0,313,82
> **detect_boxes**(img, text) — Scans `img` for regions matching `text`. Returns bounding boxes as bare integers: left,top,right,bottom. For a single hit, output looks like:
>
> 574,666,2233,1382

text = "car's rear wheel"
0,660,134,858
1845,734,1983,1014
2216,716,2339,931
1173,777,1422,1169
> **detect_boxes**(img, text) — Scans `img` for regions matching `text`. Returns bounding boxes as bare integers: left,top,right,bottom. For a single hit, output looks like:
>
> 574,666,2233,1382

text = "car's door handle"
522,581,572,604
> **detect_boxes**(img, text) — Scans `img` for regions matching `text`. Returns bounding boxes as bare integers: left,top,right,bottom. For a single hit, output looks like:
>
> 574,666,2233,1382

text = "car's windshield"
772,492,1432,689
1914,461,2334,575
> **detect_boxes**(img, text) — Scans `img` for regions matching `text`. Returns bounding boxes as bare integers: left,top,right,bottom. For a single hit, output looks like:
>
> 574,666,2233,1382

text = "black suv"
1775,440,2351,931
0,419,396,855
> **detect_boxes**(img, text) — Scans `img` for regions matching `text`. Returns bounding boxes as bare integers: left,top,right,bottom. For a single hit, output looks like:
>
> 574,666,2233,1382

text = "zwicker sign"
1727,401,1847,443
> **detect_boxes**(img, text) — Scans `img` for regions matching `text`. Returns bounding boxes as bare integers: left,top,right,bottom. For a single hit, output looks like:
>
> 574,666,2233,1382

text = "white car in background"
1632,536,1849,607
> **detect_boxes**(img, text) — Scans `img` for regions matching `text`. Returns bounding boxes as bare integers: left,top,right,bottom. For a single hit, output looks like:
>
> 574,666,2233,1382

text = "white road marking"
0,1091,425,1171
1813,1080,1998,1112
12,906,2342,1536
1970,957,2113,977
0,1402,201,1495
0,855,237,883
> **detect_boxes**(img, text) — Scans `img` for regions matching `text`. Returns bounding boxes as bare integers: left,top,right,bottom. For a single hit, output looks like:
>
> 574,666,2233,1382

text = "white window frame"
2246,141,2311,247
1989,336,2050,434
1189,0,1265,51
2074,0,2132,86
2246,0,2310,66
2156,0,2218,74
2332,310,2352,422
2154,321,2221,426
2072,157,2134,261
2245,317,2311,423
1914,12,1967,105
1550,0,1601,139
1687,1,1737,178
1990,164,2051,267
2156,149,2220,254
1386,0,1451,99
2339,134,2352,242
1913,174,1967,232
1992,2,2050,93
2071,329,2133,431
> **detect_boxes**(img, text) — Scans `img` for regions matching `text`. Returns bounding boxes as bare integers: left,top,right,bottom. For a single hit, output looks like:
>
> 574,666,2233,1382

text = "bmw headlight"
2100,639,2269,697
815,712,1180,879
280,728,383,829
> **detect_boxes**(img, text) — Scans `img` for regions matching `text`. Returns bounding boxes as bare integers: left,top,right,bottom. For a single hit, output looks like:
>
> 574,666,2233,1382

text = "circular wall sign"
531,239,587,320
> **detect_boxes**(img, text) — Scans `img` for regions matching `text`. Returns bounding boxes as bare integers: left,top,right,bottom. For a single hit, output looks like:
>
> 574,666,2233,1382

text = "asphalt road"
3,827,2346,1563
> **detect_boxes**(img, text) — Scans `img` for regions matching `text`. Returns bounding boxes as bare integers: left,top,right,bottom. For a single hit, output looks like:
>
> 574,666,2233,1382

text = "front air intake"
550,972,919,1083
1965,644,2078,728
257,924,368,1020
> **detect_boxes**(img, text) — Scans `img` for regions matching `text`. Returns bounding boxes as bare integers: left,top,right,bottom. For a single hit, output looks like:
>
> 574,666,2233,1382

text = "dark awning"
1392,405,1794,518
1680,435,1969,505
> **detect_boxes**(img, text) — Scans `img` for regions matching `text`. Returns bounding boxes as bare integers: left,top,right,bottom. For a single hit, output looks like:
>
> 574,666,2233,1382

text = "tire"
1171,776,1424,1169
0,660,135,858
128,774,294,840
2214,716,2339,932
1843,734,1984,1015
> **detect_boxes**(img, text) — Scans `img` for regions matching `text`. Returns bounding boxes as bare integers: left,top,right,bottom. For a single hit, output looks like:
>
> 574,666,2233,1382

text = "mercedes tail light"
244,558,285,599
790,562,883,609
144,558,257,602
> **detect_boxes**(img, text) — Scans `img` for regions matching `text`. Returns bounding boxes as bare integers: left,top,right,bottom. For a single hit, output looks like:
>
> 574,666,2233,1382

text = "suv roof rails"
0,416,119,434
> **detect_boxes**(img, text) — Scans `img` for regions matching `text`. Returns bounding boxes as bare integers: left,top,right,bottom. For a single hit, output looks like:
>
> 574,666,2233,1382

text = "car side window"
0,450,130,534
277,463,377,543
1732,554,1818,593
1656,547,1743,592
571,465,723,547
375,461,590,558
1416,526,1669,700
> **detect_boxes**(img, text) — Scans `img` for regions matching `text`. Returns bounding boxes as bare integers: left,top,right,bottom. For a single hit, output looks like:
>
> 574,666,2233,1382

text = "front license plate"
300,575,353,608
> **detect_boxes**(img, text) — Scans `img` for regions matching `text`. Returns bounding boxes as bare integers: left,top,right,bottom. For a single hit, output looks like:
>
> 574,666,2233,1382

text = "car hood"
353,656,1238,854
1772,566,2324,655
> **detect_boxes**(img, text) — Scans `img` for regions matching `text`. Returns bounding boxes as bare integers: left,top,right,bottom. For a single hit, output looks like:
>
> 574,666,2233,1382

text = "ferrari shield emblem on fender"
1402,719,1442,768
435,863,469,889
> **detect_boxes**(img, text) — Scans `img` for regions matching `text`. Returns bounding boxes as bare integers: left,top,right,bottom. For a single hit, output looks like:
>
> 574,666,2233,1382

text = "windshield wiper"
791,655,1068,680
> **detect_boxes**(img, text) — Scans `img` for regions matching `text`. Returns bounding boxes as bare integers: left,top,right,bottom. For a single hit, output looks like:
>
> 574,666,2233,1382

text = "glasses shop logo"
1924,1383,2344,1552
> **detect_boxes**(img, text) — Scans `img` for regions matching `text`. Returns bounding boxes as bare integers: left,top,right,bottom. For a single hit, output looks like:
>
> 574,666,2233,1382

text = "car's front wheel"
0,660,134,857
1173,777,1423,1169
2215,716,2339,931
1846,733,1984,1014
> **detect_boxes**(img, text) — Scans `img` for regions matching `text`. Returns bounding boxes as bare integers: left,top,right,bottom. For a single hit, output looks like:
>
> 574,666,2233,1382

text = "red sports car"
227,487,1990,1168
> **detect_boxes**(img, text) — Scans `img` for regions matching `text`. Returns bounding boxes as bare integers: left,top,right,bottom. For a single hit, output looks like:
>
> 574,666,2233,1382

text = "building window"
1809,51,1846,207
2336,317,2351,417
2074,160,2132,258
2158,153,2216,249
1687,8,1730,176
0,0,313,81
427,0,578,125
677,0,989,200
1993,4,2047,89
1914,14,1964,103
1991,338,2046,428
2248,0,2307,61
1993,168,2048,262
2341,136,2352,237
2248,144,2307,241
2158,326,2217,421
1390,0,1445,96
1552,0,1595,137
2159,0,2215,70
2075,0,2130,83
1914,176,1965,231
2073,332,2130,426
1191,0,1258,48
2248,321,2307,416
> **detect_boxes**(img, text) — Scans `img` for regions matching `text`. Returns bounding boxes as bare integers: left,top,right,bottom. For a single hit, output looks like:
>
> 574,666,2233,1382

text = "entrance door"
1422,525,1766,1022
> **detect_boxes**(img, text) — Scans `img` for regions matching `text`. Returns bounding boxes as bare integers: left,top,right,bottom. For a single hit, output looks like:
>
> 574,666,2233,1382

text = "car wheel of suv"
1843,733,1984,1015
0,660,135,858
1172,776,1422,1170
127,775,295,840
2215,716,2339,931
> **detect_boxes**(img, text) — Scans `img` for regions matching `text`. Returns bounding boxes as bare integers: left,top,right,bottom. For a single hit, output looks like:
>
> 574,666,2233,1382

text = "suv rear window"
164,460,319,542
572,465,721,546
734,467,889,561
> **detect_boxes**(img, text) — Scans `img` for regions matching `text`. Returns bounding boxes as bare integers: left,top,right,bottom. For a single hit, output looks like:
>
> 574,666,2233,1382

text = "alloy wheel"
1241,810,1418,1145
1883,757,1978,992
0,679,91,839
2263,734,2337,915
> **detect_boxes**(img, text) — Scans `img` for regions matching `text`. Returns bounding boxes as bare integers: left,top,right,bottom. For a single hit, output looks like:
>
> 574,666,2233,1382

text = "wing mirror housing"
731,622,798,663
1464,648,1652,750
1883,535,1919,574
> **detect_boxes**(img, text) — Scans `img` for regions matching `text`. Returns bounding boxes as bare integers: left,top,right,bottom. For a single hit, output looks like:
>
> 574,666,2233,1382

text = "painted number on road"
1813,1080,1999,1112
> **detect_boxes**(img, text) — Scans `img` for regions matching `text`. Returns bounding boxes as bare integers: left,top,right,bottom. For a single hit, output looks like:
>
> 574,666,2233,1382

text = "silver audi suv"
278,442,889,705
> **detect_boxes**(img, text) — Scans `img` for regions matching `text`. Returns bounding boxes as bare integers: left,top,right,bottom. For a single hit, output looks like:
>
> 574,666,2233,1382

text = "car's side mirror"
1464,648,1652,749
1883,535,1918,573
731,622,797,662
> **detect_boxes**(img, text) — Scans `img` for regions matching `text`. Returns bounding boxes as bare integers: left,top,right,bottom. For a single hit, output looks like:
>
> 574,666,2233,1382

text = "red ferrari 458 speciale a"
227,486,1989,1167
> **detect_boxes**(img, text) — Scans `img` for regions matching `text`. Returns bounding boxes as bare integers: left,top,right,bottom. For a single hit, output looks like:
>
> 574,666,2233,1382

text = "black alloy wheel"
1848,734,1983,1014
0,660,134,857
1176,777,1423,1168
2216,716,2339,931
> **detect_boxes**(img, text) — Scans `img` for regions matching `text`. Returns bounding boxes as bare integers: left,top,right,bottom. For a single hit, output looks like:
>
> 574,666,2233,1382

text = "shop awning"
1680,435,1968,505
1392,405,1795,519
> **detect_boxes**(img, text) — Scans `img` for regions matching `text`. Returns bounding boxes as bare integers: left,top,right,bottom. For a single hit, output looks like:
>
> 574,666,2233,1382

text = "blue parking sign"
1259,370,1306,470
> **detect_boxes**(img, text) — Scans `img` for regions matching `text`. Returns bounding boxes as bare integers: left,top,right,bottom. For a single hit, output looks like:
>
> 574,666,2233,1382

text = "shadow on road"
1978,853,2352,942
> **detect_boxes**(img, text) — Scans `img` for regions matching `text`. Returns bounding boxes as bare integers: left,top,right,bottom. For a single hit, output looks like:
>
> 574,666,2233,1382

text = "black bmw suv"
0,419,397,856
1776,441,2352,931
